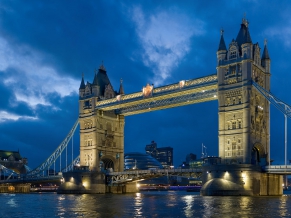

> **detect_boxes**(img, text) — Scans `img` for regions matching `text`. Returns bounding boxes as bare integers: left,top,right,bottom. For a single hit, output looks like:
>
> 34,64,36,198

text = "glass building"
145,141,173,168
124,152,163,170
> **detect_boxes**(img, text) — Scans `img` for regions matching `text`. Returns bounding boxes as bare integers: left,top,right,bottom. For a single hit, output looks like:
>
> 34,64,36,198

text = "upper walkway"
95,74,218,116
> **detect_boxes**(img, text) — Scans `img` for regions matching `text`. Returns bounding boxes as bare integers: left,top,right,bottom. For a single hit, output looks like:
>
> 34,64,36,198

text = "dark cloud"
0,0,290,169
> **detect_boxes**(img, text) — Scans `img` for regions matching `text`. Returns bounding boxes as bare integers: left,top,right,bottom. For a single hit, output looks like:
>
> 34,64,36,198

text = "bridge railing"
263,165,291,174
107,168,203,176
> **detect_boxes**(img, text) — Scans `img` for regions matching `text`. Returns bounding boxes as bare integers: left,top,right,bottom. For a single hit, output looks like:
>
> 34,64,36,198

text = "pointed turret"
119,78,124,95
79,73,85,98
262,42,270,60
79,73,85,89
217,29,227,66
236,18,252,47
218,29,227,51
261,39,271,73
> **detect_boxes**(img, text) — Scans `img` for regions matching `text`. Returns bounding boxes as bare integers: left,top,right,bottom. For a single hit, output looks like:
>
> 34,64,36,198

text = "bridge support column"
57,171,106,194
200,164,283,196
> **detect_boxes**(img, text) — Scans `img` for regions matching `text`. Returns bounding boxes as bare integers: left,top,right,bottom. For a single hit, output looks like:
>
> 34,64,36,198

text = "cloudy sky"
0,0,291,169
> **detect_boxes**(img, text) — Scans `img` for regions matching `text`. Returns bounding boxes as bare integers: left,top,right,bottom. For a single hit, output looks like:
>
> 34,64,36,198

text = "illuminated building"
124,152,163,170
145,141,173,168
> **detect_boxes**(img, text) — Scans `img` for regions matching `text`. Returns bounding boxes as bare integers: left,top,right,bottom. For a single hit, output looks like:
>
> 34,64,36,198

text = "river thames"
1,191,291,218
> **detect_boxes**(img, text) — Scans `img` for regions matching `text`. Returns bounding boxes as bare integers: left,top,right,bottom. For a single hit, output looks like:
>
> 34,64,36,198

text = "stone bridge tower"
78,64,125,172
201,18,282,196
217,18,270,165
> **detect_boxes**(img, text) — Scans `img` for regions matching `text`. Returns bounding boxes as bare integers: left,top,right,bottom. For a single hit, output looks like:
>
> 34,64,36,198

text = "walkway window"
232,122,236,129
238,121,242,128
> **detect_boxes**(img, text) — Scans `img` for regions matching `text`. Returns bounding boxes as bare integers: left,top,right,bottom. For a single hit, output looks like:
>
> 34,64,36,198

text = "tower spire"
218,28,227,51
236,16,252,47
99,61,106,71
262,39,270,59
119,78,124,95
79,73,85,89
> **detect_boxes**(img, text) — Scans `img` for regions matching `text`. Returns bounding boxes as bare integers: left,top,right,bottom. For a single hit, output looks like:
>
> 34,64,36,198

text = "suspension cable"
26,119,79,177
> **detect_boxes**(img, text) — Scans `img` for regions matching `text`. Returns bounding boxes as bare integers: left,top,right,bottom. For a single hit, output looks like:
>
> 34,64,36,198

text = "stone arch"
251,143,265,165
100,155,116,171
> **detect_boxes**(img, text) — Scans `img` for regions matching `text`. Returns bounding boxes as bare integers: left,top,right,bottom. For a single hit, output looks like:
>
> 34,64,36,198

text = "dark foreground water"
1,191,291,218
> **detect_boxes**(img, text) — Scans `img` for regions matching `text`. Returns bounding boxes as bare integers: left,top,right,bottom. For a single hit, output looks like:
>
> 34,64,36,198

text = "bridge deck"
263,165,291,174
107,168,203,184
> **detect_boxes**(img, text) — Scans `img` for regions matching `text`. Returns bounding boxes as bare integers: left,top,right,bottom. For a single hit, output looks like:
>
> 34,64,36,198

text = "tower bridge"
1,18,291,195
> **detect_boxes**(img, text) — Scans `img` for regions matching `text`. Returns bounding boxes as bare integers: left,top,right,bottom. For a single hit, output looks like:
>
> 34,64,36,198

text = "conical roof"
236,19,252,47
94,63,112,96
119,79,124,95
218,30,227,51
92,70,99,86
262,44,270,60
79,75,85,89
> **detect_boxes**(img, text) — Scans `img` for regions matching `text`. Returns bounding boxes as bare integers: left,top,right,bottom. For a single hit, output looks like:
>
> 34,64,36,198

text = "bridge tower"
217,18,270,165
58,64,129,194
78,64,125,172
201,18,282,196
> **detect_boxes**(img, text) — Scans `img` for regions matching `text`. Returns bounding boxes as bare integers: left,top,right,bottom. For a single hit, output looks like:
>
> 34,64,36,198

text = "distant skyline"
0,1,291,168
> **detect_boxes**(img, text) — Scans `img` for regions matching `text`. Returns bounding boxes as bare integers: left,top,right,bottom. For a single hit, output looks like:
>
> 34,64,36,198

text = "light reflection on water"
1,192,291,217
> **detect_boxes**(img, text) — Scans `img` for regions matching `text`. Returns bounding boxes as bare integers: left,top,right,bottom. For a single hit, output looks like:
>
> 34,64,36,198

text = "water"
1,191,291,218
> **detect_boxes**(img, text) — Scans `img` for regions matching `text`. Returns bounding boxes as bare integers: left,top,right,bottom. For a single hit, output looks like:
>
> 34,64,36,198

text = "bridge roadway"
107,168,203,185
263,165,291,174
0,175,62,184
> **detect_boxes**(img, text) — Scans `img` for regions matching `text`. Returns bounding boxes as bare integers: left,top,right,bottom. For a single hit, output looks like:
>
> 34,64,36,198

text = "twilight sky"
0,0,291,169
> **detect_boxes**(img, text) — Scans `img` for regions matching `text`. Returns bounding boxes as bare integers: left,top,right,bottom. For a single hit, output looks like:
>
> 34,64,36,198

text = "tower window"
230,51,236,59
232,122,236,129
238,121,242,128
238,96,242,104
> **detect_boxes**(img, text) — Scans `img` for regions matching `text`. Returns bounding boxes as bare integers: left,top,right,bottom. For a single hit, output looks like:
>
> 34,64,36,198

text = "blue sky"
0,0,291,169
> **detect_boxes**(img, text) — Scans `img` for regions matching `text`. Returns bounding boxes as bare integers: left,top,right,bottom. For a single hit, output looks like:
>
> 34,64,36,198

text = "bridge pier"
0,183,31,193
106,182,138,194
58,171,138,194
200,164,282,196
57,171,106,194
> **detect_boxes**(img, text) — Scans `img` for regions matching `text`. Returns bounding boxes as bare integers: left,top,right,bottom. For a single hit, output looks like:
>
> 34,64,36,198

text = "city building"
180,153,197,169
124,152,163,170
145,141,173,168
0,150,28,174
